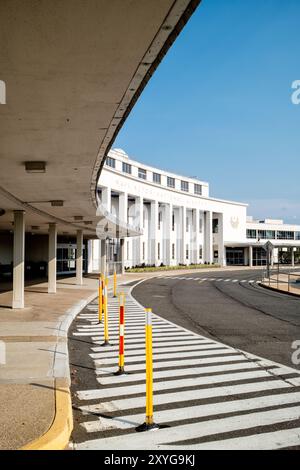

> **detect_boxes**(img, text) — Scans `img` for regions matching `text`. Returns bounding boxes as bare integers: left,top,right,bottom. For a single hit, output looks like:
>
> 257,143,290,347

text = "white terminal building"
92,148,300,272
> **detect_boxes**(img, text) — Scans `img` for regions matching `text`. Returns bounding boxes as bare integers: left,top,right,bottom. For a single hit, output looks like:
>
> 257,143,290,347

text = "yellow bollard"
113,269,117,298
98,273,103,323
101,273,105,314
101,278,111,347
136,308,159,432
114,293,126,375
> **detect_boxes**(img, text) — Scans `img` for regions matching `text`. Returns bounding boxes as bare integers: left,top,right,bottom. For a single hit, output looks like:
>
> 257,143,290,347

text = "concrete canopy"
0,0,200,238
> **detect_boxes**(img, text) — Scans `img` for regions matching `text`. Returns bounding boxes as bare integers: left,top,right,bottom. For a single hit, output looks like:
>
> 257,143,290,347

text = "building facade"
92,148,300,272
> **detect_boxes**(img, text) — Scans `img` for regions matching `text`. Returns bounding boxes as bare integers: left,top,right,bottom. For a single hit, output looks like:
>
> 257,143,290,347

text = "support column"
12,210,25,309
249,245,253,267
150,200,158,265
87,239,93,273
76,230,83,285
291,247,295,266
119,192,128,224
164,203,172,266
120,238,125,274
101,187,111,212
48,223,57,294
204,211,213,264
133,196,143,266
193,209,200,264
180,206,187,264
100,239,106,274
218,213,225,266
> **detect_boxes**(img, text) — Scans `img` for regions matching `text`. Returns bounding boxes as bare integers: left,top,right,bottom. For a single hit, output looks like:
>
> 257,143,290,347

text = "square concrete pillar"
100,239,107,275
249,245,253,267
76,230,83,285
204,211,213,264
12,210,25,309
48,223,57,294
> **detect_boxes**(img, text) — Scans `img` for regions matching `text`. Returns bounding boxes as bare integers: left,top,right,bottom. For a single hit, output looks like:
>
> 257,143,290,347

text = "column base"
101,340,112,347
135,422,160,432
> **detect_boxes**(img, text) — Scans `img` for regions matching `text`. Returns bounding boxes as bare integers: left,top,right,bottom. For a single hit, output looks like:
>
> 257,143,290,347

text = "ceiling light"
74,216,83,221
24,161,46,173
51,200,64,207
84,221,93,225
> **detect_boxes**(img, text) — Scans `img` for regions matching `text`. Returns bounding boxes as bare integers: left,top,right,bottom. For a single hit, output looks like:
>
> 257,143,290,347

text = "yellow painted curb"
21,381,73,451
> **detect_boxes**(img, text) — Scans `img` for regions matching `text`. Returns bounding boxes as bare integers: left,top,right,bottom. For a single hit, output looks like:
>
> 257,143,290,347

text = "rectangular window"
277,231,294,240
296,232,300,240
153,172,161,184
122,162,131,174
106,156,115,168
199,245,203,259
213,218,219,234
186,244,189,260
186,216,189,232
138,168,147,180
167,176,175,188
181,180,189,192
199,217,203,233
172,212,175,231
194,184,202,195
127,241,130,260
172,243,175,260
158,242,160,260
158,211,162,230
247,229,257,239
142,242,145,260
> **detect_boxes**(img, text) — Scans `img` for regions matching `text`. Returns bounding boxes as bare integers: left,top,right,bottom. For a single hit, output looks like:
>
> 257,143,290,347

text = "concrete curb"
259,282,300,298
21,380,73,451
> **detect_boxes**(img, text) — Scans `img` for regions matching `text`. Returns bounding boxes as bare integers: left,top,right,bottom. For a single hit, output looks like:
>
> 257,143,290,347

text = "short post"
114,293,126,375
113,268,117,298
101,278,110,346
101,273,105,314
98,273,103,323
136,308,159,432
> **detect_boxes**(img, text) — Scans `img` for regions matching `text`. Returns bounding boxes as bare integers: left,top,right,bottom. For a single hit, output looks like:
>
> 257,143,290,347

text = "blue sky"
114,0,300,223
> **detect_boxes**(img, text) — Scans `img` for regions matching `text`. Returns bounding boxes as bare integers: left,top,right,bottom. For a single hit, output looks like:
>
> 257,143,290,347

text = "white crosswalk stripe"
71,285,300,450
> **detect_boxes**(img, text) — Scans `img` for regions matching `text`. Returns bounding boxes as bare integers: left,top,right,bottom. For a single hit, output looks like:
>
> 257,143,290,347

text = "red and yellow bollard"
136,308,159,432
98,273,103,323
113,269,117,298
114,292,125,375
101,278,111,347
101,273,105,314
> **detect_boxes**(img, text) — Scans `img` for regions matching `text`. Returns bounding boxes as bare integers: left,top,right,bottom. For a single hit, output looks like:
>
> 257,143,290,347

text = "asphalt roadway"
132,269,300,369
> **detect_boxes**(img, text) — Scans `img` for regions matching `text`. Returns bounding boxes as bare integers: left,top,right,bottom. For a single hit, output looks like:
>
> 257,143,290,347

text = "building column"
119,192,128,224
87,239,94,273
164,203,172,265
291,247,295,266
120,238,125,274
204,211,213,264
133,196,143,266
48,223,57,294
180,206,187,264
249,245,253,267
193,209,200,264
150,200,158,265
218,213,225,266
12,210,25,309
101,187,111,212
76,230,83,285
100,239,106,274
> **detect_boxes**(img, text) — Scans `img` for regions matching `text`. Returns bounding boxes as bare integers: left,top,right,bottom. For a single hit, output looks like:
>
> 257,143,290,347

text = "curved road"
132,269,300,369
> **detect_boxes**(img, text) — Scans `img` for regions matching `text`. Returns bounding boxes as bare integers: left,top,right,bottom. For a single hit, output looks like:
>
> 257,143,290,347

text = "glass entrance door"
57,243,86,274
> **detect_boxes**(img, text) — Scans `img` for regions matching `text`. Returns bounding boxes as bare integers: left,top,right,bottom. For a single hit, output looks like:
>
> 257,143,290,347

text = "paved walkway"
71,285,300,450
0,266,263,449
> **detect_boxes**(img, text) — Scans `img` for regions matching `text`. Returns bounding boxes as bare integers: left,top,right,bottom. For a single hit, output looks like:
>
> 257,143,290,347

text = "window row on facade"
105,156,203,196
246,229,300,240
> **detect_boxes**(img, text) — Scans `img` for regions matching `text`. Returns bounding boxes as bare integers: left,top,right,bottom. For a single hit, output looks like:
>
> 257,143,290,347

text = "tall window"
167,176,175,188
194,184,202,195
142,242,145,260
199,217,203,233
172,212,175,231
122,162,131,174
106,156,115,168
186,244,189,260
213,218,219,234
296,232,300,240
158,242,160,260
247,229,257,239
199,245,203,259
172,243,175,260
158,211,162,230
153,172,161,184
181,180,189,192
138,168,147,180
186,216,189,232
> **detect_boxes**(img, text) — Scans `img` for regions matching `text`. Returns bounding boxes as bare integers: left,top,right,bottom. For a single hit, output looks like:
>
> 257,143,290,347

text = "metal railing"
261,265,300,293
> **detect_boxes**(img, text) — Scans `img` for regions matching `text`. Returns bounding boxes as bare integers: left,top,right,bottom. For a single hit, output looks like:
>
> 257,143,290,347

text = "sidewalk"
261,271,300,297
0,265,259,450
